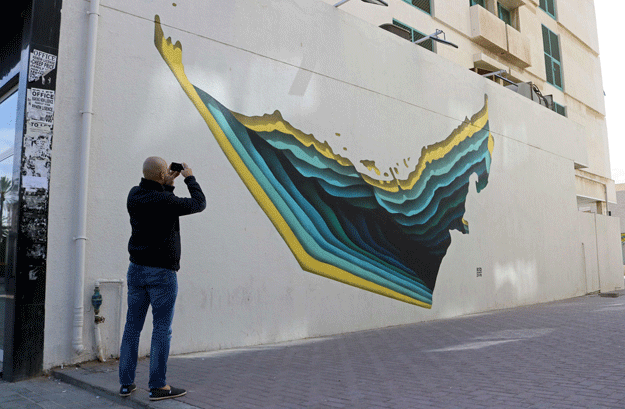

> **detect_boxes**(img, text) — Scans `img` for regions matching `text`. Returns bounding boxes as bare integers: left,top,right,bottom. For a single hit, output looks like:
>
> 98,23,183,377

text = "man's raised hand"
181,163,193,178
164,164,181,186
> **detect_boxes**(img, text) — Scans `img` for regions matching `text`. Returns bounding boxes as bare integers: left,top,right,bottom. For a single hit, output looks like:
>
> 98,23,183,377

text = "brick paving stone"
0,376,132,409
46,290,625,408
37,403,63,409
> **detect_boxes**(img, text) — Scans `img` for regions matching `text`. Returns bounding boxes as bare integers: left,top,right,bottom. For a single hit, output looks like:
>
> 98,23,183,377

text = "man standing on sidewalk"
119,156,206,401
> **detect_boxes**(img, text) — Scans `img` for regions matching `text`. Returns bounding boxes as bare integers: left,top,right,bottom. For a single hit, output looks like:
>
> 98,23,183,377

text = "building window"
539,0,556,19
498,4,512,25
542,25,563,90
470,0,485,7
0,86,17,364
393,19,434,51
552,102,566,117
401,0,431,15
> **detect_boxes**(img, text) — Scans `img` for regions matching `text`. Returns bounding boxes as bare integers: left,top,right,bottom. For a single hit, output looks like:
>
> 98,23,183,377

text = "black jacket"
127,176,206,271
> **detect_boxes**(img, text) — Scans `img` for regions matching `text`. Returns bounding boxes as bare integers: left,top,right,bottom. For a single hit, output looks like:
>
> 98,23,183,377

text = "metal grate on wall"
402,0,431,15
393,19,433,51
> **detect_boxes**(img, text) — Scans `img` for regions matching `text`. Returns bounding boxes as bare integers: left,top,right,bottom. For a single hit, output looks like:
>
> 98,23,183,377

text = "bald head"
143,156,167,183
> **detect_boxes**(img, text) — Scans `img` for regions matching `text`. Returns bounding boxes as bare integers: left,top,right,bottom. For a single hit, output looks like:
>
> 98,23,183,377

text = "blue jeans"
119,263,178,389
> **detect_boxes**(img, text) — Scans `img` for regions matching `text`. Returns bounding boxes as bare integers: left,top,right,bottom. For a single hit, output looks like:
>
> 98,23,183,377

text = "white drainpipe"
73,0,101,355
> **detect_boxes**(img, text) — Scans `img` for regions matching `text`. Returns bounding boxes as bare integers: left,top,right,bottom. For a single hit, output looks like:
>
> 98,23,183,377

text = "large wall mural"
154,16,494,308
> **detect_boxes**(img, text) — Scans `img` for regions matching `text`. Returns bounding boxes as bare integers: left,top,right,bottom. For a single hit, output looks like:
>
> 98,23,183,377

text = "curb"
51,366,196,409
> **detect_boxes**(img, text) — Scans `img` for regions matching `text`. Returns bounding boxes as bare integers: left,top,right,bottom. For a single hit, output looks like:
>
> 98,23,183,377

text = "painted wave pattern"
193,86,493,307
152,16,494,307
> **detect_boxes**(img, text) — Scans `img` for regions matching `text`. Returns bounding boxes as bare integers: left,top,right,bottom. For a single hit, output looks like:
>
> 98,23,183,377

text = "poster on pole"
28,49,57,84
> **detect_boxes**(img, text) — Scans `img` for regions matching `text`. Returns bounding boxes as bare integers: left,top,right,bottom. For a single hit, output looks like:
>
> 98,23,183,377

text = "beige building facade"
324,0,616,212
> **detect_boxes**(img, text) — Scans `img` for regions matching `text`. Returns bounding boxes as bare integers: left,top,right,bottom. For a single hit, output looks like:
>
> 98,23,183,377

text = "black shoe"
119,384,137,397
149,386,187,401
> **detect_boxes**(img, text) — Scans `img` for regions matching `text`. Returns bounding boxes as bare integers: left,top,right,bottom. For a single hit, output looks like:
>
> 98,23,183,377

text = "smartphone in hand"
170,162,184,172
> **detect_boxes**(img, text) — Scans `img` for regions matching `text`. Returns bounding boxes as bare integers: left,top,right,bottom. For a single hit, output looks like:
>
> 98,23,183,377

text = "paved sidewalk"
0,375,132,409
52,291,625,409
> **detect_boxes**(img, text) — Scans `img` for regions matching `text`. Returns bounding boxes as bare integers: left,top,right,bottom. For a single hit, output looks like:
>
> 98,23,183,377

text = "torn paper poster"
28,50,57,83
22,176,49,192
26,88,55,133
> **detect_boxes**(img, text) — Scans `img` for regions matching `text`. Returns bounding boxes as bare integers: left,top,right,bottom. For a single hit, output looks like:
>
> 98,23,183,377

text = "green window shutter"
549,30,560,61
470,0,485,7
548,0,556,17
393,19,433,51
498,4,511,25
544,54,554,84
401,0,431,15
540,0,556,19
542,25,551,55
542,25,563,90
552,60,562,88
553,102,566,117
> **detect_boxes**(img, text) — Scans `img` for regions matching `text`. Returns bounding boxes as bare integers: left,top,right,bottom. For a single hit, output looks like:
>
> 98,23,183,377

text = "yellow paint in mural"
360,160,381,176
233,110,355,168
234,95,491,194
154,16,430,308
359,105,491,193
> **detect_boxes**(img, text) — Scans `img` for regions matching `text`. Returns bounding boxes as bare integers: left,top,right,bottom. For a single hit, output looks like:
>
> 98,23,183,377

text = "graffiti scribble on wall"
153,16,494,308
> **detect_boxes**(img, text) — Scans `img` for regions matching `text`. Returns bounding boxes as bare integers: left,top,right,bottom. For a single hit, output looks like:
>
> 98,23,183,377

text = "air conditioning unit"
513,82,552,109
542,94,553,110
504,83,519,93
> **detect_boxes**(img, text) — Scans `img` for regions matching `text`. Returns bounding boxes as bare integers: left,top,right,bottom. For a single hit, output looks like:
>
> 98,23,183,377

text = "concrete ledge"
473,52,507,72
505,24,531,68
51,361,195,409
470,5,507,54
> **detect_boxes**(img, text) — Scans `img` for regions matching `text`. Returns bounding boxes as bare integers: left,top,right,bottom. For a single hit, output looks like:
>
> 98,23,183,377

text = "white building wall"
610,187,625,264
557,0,600,54
45,0,92,367
615,189,625,232
44,0,622,368
578,212,623,292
